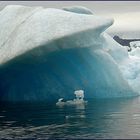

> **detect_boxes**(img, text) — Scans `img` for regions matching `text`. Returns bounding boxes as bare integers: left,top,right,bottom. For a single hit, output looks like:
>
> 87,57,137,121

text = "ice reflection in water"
1,97,140,139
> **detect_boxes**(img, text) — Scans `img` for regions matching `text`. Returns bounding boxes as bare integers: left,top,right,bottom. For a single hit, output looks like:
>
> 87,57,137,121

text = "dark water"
1,97,140,139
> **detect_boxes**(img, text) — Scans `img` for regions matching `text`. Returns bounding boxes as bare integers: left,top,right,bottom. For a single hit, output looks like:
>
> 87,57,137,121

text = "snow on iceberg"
129,47,140,57
62,6,93,15
130,41,140,49
0,5,138,102
0,5,113,64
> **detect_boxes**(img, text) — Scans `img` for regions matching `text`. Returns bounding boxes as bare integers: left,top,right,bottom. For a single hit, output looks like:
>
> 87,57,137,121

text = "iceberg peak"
62,6,93,15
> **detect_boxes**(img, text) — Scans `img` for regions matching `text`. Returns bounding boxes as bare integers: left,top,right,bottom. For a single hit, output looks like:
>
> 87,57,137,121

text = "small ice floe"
56,90,87,107
56,98,65,107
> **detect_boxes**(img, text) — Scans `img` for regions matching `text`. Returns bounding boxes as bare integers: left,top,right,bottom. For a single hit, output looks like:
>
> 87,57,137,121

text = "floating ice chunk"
66,90,87,105
74,90,84,100
56,98,65,107
62,6,93,15
56,90,87,107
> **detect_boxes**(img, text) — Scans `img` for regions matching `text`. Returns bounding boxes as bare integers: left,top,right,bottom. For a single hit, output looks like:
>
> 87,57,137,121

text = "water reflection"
0,97,140,139
65,103,86,120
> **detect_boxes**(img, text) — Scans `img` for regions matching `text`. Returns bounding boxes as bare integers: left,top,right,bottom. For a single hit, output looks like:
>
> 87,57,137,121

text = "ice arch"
0,5,138,102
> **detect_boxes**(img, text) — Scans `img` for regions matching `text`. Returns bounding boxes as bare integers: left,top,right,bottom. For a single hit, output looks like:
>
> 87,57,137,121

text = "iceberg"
0,5,138,102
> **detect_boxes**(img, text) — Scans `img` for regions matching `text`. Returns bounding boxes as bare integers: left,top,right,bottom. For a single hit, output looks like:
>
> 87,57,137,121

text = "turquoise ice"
0,6,139,102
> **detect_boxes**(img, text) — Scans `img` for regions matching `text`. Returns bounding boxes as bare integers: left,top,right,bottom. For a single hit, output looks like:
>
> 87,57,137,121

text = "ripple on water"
1,97,140,138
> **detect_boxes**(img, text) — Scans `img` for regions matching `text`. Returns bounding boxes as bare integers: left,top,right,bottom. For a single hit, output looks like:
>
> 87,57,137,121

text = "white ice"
56,90,87,107
62,6,93,15
0,5,113,64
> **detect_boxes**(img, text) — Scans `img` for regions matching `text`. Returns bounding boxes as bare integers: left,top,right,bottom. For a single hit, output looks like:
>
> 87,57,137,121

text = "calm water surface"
1,97,140,139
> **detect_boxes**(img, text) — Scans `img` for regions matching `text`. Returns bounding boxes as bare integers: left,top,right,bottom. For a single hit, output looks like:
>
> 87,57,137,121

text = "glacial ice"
0,5,139,102
0,5,113,64
129,48,140,57
119,54,140,94
130,41,140,49
62,6,93,15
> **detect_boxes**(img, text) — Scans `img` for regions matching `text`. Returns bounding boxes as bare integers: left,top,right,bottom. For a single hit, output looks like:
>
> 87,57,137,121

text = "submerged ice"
0,5,139,102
